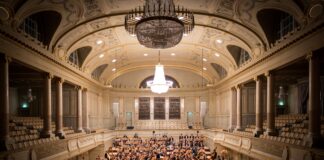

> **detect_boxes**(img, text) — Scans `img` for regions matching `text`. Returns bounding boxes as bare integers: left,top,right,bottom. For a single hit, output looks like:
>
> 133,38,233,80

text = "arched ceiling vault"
9,0,308,86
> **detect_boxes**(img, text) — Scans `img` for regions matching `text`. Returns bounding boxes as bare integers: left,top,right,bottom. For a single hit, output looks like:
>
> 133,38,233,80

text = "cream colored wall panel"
9,88,18,116
288,85,298,114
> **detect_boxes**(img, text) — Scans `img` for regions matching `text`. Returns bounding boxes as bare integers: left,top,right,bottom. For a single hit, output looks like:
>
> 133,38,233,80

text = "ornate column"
165,97,170,121
150,97,154,121
180,97,185,129
76,86,83,132
230,87,237,130
82,88,90,133
254,76,263,136
265,72,276,136
41,72,54,138
55,78,64,137
235,85,242,131
195,96,201,129
0,54,11,150
134,97,139,129
119,97,125,130
305,53,321,147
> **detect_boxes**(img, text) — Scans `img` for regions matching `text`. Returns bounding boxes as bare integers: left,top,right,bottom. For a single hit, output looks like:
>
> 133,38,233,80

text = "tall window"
227,45,251,68
257,9,299,44
239,49,250,67
91,64,108,80
20,17,39,39
69,50,79,67
139,97,150,120
154,97,165,120
169,97,180,119
19,11,61,45
211,63,227,79
276,13,297,40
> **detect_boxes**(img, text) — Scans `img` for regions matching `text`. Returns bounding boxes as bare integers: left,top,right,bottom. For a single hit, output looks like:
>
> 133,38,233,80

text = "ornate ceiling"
2,0,314,87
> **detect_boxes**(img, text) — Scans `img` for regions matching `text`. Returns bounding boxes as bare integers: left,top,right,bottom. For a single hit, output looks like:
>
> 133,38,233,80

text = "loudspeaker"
188,126,193,129
127,126,134,130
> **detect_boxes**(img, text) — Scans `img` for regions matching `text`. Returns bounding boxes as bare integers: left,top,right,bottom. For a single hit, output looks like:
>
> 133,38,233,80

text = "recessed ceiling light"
99,54,104,58
215,53,220,57
96,40,103,45
131,34,136,37
203,58,207,62
144,53,148,56
183,33,188,37
178,16,184,20
112,68,116,72
216,39,223,44
112,59,117,63
171,53,176,56
203,67,207,71
135,16,141,20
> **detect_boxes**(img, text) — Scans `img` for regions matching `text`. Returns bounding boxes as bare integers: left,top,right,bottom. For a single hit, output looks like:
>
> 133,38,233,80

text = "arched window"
227,45,251,67
211,63,227,79
139,75,180,88
257,9,299,45
91,64,108,80
68,46,92,67
19,11,61,46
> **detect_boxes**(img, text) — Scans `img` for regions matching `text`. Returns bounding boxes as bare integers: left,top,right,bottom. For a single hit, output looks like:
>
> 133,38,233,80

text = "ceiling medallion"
125,0,194,49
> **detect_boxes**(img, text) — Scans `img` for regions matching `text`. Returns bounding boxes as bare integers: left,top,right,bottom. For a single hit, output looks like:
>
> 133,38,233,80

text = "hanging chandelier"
125,0,194,49
146,51,173,94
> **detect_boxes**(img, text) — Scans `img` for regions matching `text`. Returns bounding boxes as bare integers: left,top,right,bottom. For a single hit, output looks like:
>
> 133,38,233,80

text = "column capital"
75,86,83,90
0,54,12,63
264,71,273,77
57,77,64,84
235,84,242,90
83,88,88,92
43,72,53,79
253,76,262,81
306,52,313,61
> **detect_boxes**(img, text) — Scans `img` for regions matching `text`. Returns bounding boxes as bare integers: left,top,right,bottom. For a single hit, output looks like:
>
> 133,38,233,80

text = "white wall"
108,89,208,130
204,89,231,129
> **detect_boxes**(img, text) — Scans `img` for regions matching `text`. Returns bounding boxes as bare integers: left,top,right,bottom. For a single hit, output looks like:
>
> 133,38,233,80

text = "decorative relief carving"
78,136,95,148
83,0,102,18
0,6,11,22
199,28,223,46
241,138,252,150
251,139,283,157
97,29,120,46
68,139,78,151
105,0,121,9
237,0,255,22
214,132,225,141
48,0,83,25
210,18,232,30
89,18,110,30
95,134,103,143
224,134,241,146
36,141,68,159
216,0,235,17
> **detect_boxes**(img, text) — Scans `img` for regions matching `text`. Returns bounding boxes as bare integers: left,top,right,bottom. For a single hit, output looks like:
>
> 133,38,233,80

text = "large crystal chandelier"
146,51,173,94
125,0,194,49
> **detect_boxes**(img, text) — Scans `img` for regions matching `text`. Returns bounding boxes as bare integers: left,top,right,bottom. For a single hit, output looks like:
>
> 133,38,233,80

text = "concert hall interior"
0,0,324,160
